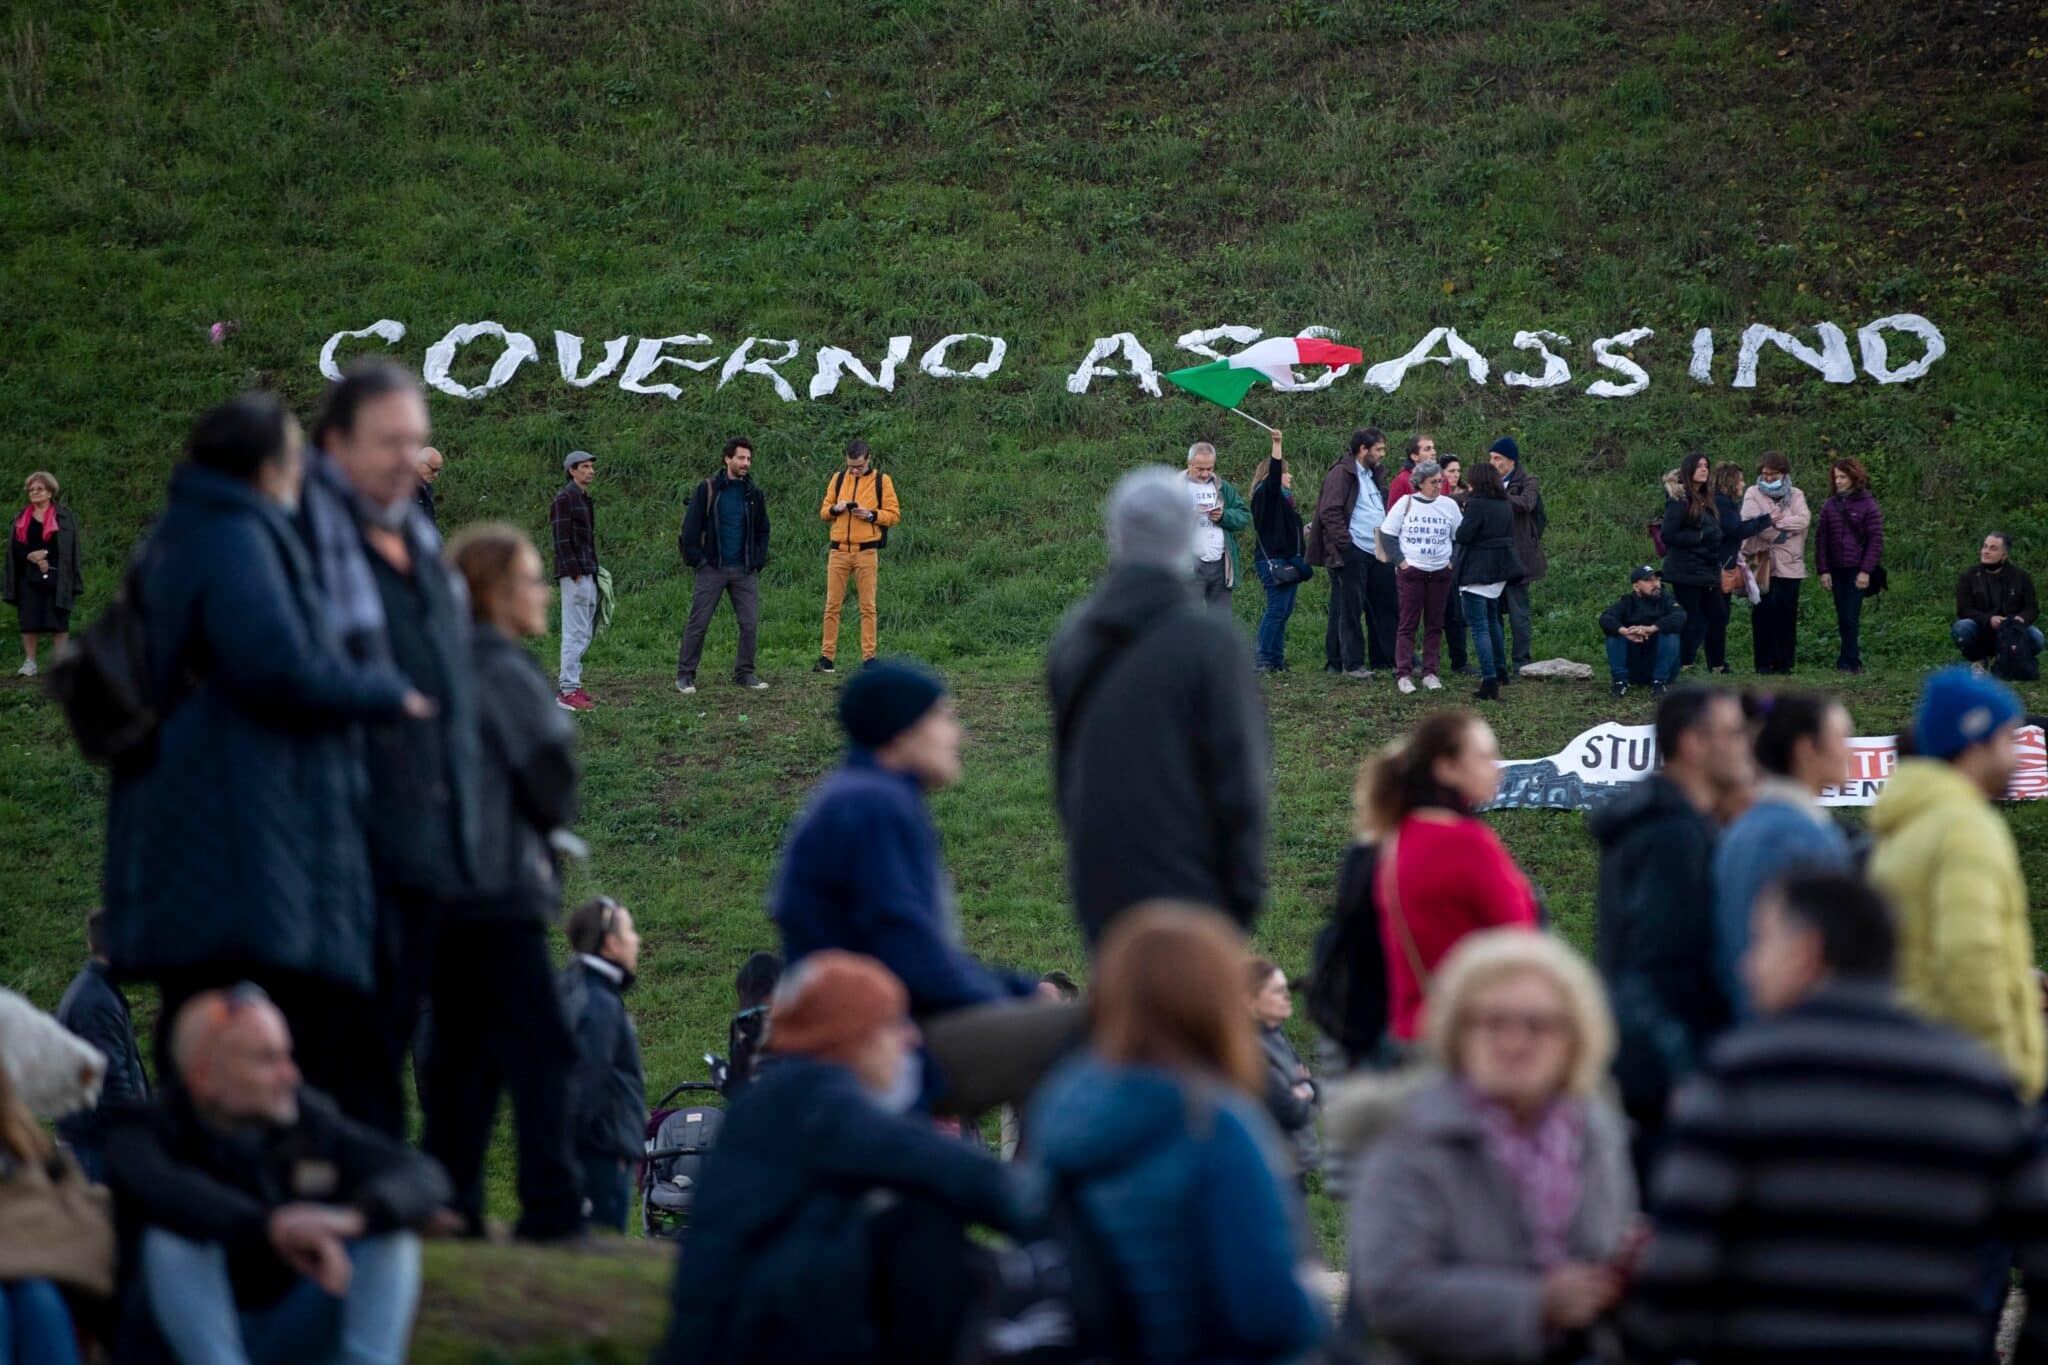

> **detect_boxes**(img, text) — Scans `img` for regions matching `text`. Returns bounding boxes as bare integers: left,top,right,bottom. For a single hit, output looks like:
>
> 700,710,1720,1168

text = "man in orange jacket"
815,439,901,672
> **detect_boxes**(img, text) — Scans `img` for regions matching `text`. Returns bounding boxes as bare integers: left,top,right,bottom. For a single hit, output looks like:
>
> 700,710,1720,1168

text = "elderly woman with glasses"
1333,930,1639,1365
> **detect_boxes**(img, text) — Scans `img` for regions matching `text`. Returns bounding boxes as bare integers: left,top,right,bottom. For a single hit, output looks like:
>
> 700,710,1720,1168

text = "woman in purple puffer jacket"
1814,456,1884,674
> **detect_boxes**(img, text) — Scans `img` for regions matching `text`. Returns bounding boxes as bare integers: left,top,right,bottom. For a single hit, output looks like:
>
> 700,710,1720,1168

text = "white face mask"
873,1049,922,1114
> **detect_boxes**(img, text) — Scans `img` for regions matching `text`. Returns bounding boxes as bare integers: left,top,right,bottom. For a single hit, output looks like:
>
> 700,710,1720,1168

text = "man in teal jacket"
1184,441,1253,605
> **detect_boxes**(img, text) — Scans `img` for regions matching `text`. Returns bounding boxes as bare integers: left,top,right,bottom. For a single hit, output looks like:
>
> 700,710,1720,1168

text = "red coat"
1379,812,1540,1041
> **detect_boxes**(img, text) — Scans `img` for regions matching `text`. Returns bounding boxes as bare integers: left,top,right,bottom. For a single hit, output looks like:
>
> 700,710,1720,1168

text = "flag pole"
1226,406,1277,435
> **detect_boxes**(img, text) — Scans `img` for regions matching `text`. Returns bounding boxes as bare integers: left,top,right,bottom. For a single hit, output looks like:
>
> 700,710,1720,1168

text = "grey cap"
1106,466,1194,572
564,450,595,473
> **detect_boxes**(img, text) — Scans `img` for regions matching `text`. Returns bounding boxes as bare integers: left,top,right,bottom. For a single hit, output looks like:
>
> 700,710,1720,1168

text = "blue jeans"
141,1228,421,1365
0,1280,81,1365
1252,558,1300,669
1463,591,1507,682
1606,633,1680,684
1954,618,2044,661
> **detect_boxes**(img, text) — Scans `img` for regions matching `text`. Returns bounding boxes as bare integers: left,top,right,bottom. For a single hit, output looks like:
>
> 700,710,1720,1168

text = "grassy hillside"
3,0,2046,1357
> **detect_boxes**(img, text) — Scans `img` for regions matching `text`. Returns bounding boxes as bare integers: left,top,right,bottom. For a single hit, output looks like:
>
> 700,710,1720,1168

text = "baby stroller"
642,1052,729,1240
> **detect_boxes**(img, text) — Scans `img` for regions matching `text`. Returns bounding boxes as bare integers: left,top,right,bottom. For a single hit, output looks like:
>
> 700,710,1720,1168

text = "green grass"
3,0,2045,1358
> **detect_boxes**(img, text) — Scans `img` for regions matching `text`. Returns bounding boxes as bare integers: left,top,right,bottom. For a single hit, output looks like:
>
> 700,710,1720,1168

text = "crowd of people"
3,360,2047,1365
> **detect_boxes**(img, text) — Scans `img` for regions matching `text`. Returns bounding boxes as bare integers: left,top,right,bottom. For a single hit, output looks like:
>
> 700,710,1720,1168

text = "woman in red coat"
1357,709,1539,1046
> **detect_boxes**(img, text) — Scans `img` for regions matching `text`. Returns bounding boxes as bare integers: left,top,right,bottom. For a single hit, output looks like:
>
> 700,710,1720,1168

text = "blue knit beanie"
1914,665,2022,761
839,659,947,750
1488,436,1521,466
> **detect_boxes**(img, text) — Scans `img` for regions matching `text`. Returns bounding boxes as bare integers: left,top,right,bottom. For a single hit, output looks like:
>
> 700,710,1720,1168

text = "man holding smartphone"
814,439,900,673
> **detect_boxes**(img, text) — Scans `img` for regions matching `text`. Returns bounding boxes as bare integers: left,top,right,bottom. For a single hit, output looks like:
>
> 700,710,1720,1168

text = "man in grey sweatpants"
676,437,771,693
551,450,600,712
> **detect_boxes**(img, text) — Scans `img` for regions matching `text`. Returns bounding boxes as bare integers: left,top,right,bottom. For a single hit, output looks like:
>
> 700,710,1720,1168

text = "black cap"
1631,565,1660,583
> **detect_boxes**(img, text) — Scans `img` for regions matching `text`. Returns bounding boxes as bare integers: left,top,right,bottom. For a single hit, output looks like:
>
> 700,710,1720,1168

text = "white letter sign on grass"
422,322,538,399
1732,323,1856,387
1585,328,1655,398
1175,325,1263,362
1363,327,1490,393
719,337,802,402
619,335,719,399
319,320,407,380
810,336,913,399
555,332,630,388
1503,330,1572,389
1858,313,1947,384
919,333,1007,380
1066,333,1161,395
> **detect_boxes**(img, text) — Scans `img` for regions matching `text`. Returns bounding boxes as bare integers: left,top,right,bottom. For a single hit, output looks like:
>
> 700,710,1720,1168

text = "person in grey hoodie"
1247,957,1319,1181
1046,467,1270,949
1333,929,1638,1365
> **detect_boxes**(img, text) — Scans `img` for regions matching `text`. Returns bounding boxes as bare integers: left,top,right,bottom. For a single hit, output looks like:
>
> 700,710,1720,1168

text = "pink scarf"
1468,1087,1586,1268
14,502,56,544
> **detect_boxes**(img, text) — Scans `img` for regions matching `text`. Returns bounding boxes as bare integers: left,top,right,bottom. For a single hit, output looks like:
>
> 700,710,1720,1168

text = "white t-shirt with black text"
1380,493,1463,572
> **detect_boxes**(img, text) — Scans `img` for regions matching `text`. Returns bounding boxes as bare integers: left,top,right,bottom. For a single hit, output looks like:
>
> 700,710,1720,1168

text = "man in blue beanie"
770,660,1081,1114
1487,436,1547,672
1869,666,2040,1097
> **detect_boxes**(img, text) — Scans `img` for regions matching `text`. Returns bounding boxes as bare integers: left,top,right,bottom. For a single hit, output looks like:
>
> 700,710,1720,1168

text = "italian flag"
1166,336,1366,410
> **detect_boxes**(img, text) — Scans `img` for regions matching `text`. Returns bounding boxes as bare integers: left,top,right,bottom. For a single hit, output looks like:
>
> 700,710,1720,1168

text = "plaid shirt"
550,483,597,579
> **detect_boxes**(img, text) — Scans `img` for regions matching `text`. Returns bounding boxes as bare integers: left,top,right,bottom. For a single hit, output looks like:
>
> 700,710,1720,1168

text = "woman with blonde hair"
1359,710,1539,1049
1340,929,1638,1365
1028,903,1325,1363
6,470,82,678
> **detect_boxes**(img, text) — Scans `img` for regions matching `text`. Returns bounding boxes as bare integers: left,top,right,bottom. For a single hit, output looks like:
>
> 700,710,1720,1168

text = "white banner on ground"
1487,722,2048,811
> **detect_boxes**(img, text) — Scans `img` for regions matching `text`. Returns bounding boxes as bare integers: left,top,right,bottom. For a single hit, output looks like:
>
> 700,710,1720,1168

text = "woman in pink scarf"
6,471,81,678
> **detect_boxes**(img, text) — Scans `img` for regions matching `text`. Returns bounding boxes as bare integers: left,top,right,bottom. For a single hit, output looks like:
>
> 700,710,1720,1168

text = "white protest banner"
1486,723,2048,812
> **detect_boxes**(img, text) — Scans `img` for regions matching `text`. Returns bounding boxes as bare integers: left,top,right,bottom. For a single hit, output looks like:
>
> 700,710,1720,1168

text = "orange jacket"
819,468,901,548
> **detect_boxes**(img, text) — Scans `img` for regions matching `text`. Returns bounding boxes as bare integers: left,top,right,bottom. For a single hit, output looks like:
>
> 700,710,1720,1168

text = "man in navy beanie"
1487,436,1548,672
770,660,1081,1114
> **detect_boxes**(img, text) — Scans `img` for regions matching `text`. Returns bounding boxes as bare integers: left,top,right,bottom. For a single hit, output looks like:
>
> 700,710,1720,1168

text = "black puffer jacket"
1659,480,1724,588
1598,590,1687,637
558,958,645,1160
461,630,579,920
680,471,771,572
1716,492,1774,570
1453,495,1522,588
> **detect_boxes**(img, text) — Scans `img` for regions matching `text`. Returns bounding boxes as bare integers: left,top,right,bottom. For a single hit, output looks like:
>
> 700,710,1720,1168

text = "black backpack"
1305,843,1391,1061
983,1177,1140,1363
43,558,170,768
1997,617,2041,682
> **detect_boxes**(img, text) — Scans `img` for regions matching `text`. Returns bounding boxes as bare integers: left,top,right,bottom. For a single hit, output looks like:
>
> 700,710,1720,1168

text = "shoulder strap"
1377,834,1431,991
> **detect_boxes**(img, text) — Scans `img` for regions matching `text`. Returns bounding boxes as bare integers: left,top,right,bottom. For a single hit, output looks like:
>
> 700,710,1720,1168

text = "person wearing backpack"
1029,904,1325,1365
1047,467,1270,948
101,394,431,1130
814,439,900,673
656,951,1041,1365
1815,456,1885,674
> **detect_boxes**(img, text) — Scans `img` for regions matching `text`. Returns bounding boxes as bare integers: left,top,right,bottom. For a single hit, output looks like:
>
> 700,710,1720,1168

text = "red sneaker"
556,690,594,713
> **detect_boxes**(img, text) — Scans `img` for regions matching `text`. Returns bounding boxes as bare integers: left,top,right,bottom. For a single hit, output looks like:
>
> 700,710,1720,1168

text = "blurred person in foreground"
1048,466,1269,947
1337,929,1638,1365
1028,903,1326,1365
1630,872,2048,1363
54,908,150,1183
106,986,448,1365
656,952,1040,1365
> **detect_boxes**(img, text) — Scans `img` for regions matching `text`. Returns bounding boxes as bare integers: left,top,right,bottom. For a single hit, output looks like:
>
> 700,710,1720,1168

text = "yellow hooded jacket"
1869,757,2043,1098
818,468,900,549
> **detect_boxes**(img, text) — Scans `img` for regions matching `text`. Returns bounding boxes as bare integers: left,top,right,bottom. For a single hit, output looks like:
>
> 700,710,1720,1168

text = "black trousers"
421,917,584,1238
1443,585,1468,670
1672,582,1717,668
1831,577,1866,668
1753,575,1802,672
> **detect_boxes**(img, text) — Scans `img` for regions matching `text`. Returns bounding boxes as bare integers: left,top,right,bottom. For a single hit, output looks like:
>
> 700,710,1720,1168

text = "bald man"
106,987,450,1365
414,445,443,526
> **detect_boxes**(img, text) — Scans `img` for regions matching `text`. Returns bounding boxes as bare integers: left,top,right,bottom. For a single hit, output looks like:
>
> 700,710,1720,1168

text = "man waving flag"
1166,336,1366,428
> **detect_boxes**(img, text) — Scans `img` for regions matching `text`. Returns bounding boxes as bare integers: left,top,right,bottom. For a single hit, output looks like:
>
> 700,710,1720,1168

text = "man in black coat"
1048,466,1270,948
300,361,483,1137
677,436,772,693
557,897,647,1232
1954,531,2043,672
1598,566,1687,698
106,986,450,1365
1589,687,1751,1179
54,909,150,1182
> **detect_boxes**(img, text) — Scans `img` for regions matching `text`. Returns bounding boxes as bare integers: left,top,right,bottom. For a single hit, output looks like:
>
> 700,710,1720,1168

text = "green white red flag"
1165,336,1365,410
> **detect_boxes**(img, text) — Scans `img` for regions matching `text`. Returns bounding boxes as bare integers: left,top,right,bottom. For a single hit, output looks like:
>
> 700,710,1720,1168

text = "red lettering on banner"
2007,727,2048,802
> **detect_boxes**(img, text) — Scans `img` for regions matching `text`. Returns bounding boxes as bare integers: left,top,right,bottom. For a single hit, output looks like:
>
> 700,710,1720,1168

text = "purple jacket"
1815,489,1884,577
